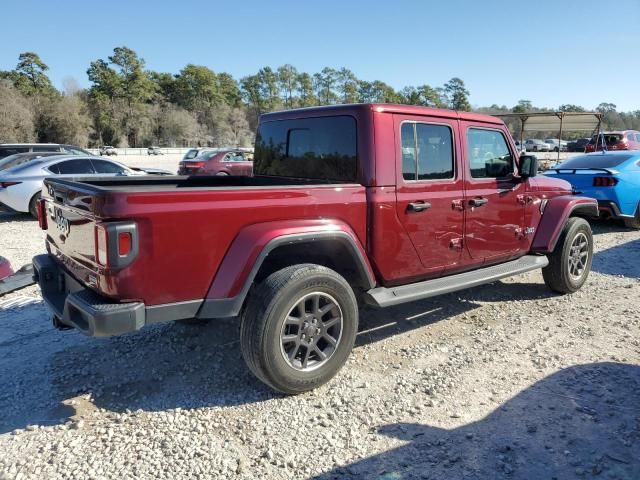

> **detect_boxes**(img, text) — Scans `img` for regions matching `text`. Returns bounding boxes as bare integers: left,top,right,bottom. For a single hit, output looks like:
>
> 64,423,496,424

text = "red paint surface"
178,150,253,176
0,256,14,281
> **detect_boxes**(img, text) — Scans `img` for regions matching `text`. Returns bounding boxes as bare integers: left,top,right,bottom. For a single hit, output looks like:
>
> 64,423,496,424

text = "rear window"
0,147,29,159
589,134,622,145
254,116,357,182
184,149,199,159
556,154,632,169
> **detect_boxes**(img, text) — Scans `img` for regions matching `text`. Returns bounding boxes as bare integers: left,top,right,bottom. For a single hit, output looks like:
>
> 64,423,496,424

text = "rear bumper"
33,255,145,337
597,200,633,219
32,254,234,337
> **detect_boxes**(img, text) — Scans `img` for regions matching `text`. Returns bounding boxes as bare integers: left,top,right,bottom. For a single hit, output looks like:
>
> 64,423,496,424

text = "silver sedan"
0,155,144,217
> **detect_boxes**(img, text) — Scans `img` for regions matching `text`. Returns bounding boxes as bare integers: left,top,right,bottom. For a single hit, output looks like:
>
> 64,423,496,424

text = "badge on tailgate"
54,207,70,236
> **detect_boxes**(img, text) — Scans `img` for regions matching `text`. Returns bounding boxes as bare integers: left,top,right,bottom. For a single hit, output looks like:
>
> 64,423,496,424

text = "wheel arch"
198,220,375,319
530,195,598,253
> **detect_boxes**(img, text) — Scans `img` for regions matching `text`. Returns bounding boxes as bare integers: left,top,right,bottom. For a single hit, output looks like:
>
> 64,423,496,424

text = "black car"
0,143,92,160
566,138,590,152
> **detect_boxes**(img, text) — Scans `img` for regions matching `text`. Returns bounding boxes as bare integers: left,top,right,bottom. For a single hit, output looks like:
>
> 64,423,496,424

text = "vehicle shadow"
0,212,33,223
590,219,630,235
592,238,640,279
313,362,640,480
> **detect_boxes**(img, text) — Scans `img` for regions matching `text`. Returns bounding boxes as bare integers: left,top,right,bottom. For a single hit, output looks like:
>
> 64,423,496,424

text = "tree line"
1,48,639,147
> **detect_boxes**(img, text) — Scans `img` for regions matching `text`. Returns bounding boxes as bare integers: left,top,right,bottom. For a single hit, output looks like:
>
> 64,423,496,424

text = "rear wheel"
215,172,229,176
28,192,41,219
542,217,593,293
240,264,358,394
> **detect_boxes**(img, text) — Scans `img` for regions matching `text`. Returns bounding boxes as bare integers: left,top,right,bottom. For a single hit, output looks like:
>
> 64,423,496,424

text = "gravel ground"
0,213,638,479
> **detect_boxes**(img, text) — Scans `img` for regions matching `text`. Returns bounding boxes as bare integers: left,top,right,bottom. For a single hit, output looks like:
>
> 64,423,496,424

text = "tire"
28,192,41,219
240,264,358,394
542,217,593,294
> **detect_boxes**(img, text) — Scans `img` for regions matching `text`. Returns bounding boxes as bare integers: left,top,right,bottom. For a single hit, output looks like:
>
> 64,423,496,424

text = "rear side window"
254,116,357,182
401,123,454,180
635,134,640,142
467,128,513,179
33,146,60,152
626,133,635,141
556,154,632,169
0,147,29,159
48,159,95,174
91,159,126,174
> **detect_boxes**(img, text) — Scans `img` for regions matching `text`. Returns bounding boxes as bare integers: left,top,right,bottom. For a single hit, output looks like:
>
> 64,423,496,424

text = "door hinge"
450,238,463,250
451,199,464,211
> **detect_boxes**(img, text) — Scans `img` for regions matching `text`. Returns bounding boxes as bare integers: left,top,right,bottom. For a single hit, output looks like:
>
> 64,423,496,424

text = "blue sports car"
544,151,640,228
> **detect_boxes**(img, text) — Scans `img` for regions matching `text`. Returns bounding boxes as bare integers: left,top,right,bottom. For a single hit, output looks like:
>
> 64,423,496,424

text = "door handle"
469,197,489,207
406,201,432,213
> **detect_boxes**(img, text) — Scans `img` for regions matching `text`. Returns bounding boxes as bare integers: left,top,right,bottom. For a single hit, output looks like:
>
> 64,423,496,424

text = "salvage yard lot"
0,214,639,479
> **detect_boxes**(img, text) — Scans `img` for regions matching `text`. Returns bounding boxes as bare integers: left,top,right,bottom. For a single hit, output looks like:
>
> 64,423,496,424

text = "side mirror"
519,154,538,178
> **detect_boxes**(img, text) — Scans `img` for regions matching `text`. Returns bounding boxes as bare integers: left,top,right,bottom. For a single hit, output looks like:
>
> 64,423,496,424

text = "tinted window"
254,116,357,182
91,159,126,174
0,147,29,159
635,134,640,142
467,128,513,178
589,134,622,145
401,123,454,180
556,154,632,169
49,159,95,174
33,146,60,152
62,146,90,155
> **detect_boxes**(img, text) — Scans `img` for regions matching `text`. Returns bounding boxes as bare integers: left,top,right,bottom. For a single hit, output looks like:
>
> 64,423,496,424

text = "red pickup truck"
33,104,598,393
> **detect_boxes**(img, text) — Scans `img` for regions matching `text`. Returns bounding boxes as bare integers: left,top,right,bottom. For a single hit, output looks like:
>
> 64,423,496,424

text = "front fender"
198,219,375,318
530,195,598,253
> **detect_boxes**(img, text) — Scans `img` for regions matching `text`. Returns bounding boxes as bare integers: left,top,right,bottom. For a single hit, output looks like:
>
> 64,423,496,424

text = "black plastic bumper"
597,201,627,219
32,255,145,337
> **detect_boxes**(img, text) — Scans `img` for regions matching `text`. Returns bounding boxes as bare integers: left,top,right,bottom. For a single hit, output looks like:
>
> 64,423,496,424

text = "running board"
365,255,548,308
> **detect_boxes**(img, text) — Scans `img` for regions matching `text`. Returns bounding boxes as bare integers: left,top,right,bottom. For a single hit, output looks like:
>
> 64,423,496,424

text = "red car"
585,130,640,152
178,149,253,176
34,104,597,394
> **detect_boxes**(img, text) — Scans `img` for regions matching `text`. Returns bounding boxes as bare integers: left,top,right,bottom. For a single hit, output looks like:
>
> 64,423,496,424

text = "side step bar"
365,255,549,308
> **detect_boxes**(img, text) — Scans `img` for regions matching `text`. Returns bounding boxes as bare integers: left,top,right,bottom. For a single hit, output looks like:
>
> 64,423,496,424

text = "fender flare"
198,220,375,319
530,195,598,253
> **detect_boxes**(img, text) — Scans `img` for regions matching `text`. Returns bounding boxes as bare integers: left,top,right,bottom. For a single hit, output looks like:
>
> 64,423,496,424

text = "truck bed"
40,175,368,307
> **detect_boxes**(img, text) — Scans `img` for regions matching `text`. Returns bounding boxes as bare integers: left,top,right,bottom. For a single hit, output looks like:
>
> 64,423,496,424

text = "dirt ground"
0,213,638,479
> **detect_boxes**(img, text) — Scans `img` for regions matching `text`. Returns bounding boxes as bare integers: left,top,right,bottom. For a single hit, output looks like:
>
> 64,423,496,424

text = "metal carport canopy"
495,112,602,131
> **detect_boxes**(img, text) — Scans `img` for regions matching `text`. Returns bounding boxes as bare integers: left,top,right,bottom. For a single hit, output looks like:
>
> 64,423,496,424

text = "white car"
524,139,552,152
0,155,144,217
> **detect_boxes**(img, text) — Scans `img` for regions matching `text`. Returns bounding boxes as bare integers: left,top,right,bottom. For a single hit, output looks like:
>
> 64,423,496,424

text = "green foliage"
444,77,471,111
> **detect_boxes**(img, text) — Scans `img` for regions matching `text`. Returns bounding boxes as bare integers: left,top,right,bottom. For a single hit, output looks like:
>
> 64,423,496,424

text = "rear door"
394,114,464,277
461,123,526,263
225,152,253,175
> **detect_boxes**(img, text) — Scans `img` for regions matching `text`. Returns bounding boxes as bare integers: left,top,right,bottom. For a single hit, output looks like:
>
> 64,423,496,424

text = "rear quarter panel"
80,185,368,305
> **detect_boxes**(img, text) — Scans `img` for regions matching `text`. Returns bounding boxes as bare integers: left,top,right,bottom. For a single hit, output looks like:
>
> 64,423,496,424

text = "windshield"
555,154,632,169
4,159,46,174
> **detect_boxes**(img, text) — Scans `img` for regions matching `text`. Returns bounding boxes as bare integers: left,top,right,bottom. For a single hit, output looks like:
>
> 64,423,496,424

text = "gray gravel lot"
0,213,638,479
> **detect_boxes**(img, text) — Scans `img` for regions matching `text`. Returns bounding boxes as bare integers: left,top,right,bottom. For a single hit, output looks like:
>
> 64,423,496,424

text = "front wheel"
240,264,358,394
542,217,593,293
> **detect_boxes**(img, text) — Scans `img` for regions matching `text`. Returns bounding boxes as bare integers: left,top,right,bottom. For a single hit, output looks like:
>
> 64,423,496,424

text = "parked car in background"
513,140,525,151
0,155,145,217
524,139,552,152
544,151,640,228
0,143,92,160
99,146,117,156
0,152,63,171
585,131,640,153
178,149,253,176
567,138,591,152
544,139,568,152
147,146,163,155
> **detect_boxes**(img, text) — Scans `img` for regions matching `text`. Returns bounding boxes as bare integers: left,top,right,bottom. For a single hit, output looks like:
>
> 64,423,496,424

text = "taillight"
118,232,132,257
37,199,48,230
0,181,22,188
95,222,138,268
593,177,618,187
95,224,109,266
187,161,205,169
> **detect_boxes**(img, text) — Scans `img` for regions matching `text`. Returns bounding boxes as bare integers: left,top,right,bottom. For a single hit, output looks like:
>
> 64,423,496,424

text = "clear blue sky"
2,0,639,111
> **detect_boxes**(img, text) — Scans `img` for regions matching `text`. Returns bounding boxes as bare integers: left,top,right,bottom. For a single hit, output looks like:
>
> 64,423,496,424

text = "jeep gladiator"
33,104,598,393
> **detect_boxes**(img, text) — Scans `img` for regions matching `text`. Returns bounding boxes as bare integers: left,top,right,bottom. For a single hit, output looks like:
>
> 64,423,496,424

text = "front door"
461,123,526,262
394,115,464,277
